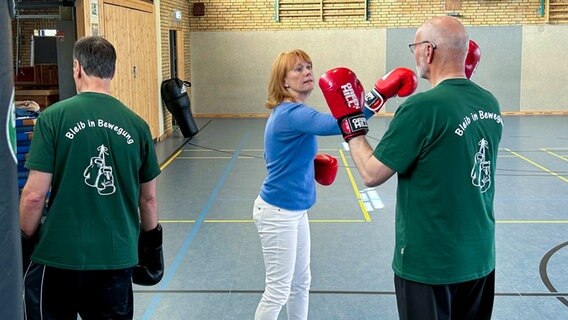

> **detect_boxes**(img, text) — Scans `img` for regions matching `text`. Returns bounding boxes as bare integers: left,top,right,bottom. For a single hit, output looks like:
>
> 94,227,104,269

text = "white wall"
190,29,386,115
190,26,568,115
520,24,568,111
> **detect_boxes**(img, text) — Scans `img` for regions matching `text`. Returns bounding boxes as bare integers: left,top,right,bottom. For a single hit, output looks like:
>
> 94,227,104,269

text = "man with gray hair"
20,36,161,319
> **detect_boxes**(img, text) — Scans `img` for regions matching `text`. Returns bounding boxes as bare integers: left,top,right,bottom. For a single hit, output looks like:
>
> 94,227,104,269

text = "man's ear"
426,46,435,64
73,60,82,78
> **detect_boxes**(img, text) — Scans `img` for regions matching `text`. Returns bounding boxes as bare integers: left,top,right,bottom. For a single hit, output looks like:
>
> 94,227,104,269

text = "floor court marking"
178,147,341,160
181,148,341,152
142,133,249,320
359,188,385,211
133,288,568,297
163,148,370,225
177,156,258,159
159,146,186,171
339,149,372,222
541,147,568,151
504,148,568,183
182,148,264,153
496,220,568,224
163,148,567,224
541,148,568,162
159,219,568,224
539,241,568,307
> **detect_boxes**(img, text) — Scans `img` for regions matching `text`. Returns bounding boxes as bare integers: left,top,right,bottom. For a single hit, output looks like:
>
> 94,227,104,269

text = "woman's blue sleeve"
363,106,375,119
288,105,341,136
288,104,375,136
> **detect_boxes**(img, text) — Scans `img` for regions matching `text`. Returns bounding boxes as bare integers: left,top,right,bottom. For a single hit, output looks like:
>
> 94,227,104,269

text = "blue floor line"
141,133,249,320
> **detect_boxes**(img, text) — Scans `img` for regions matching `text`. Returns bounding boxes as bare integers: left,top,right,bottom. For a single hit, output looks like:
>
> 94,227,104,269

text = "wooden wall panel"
176,31,185,81
103,4,132,107
129,9,159,137
101,0,159,137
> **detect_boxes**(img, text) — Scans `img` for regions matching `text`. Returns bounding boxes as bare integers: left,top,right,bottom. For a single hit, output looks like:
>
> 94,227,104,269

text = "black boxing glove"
132,223,164,286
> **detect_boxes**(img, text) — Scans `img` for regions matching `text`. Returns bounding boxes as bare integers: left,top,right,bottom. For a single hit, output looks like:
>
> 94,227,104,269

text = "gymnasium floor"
133,116,567,320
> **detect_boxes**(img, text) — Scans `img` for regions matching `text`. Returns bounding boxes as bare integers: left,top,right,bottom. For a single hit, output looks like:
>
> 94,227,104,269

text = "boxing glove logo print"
470,138,491,193
340,115,368,134
83,144,116,195
338,82,367,134
340,83,362,109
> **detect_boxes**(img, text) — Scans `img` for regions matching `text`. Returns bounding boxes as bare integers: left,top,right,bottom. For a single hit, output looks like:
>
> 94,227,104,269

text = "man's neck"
77,78,112,95
431,74,466,87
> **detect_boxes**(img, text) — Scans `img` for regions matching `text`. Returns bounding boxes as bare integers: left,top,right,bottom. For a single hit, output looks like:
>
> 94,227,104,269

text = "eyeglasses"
408,41,437,54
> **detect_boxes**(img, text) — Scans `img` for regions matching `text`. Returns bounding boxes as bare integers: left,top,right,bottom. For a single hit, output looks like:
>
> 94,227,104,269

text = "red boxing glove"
319,67,367,142
465,40,481,79
364,68,418,113
314,154,338,186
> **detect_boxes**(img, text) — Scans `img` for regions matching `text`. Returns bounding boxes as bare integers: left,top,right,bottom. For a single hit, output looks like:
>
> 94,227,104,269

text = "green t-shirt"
26,92,161,270
374,79,503,284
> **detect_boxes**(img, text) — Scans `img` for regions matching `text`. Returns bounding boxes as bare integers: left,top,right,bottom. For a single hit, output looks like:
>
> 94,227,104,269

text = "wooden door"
102,0,159,138
129,9,158,137
103,4,132,107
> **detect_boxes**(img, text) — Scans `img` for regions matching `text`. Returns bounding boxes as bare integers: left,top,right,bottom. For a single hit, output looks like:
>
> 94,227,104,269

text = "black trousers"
394,270,495,320
24,262,134,320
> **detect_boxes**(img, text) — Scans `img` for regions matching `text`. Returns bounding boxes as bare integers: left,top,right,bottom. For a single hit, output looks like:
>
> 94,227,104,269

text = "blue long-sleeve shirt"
259,102,373,211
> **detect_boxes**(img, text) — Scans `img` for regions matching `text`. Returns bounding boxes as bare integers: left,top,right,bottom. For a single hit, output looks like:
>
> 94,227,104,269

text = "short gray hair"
73,36,116,79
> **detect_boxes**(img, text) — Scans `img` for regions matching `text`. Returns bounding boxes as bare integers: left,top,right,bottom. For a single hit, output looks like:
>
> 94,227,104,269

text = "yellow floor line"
541,148,568,163
541,147,568,151
176,156,257,159
159,219,567,224
504,148,568,183
183,148,264,152
337,149,371,222
159,219,366,223
195,112,568,118
160,149,183,170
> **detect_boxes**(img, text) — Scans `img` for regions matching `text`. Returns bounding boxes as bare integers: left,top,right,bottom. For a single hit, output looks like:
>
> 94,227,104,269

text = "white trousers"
253,196,311,320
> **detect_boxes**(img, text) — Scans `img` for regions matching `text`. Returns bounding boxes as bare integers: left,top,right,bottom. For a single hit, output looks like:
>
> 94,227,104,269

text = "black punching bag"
0,0,24,319
160,78,198,138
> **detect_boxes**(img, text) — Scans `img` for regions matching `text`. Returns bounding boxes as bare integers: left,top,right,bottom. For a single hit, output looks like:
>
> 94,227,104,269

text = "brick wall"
12,1,544,71
187,0,544,31
12,9,59,67
10,0,551,136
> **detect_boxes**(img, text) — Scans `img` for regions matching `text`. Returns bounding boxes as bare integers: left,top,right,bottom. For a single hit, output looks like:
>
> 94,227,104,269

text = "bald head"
413,16,469,85
418,16,469,57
